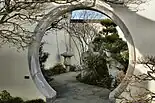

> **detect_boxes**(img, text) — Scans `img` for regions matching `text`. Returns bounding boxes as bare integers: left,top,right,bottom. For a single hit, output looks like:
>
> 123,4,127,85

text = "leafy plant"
0,90,13,102
0,90,45,103
47,63,66,76
77,51,113,89
24,99,45,103
69,65,77,72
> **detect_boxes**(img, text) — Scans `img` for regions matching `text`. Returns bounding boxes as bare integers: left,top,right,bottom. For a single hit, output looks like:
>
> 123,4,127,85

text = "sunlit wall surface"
0,0,155,101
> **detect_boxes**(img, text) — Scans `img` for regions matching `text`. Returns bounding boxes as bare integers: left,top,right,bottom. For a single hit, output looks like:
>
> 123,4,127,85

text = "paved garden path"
49,72,111,103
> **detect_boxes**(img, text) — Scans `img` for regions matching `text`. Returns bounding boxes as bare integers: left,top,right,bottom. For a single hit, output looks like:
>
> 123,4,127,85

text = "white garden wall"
0,0,155,101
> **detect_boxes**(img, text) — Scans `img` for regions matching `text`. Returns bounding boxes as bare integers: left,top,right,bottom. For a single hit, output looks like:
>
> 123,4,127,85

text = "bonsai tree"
94,19,129,87
94,19,129,73
77,19,129,89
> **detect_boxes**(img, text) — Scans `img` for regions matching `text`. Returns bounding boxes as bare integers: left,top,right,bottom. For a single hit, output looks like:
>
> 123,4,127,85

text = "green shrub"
25,99,45,103
48,63,66,76
77,52,113,89
69,65,76,72
0,90,13,102
7,97,24,103
0,90,45,103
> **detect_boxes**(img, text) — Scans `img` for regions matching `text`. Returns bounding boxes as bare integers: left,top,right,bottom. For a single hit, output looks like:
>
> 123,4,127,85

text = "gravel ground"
49,72,111,103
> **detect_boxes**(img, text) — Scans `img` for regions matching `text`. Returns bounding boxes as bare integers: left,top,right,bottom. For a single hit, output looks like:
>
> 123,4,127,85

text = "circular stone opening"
28,2,136,102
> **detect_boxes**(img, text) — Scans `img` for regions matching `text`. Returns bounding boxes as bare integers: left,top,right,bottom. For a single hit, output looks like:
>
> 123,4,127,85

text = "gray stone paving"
49,72,111,103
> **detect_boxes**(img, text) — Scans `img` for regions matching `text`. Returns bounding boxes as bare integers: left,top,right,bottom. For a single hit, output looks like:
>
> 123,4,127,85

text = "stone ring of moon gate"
28,1,136,102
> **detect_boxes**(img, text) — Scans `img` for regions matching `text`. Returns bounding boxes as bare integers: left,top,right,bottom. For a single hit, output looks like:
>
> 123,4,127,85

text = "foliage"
76,19,128,89
6,97,24,103
0,0,71,49
0,90,13,102
94,19,129,73
100,19,117,28
77,51,113,89
24,99,45,103
39,42,67,84
0,90,45,103
39,42,53,82
39,43,49,71
69,65,77,72
116,56,155,102
0,0,147,49
96,19,129,87
47,63,66,76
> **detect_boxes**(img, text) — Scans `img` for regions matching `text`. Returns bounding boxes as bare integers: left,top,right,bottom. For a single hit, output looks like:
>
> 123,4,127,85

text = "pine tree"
93,19,129,73
77,19,129,89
